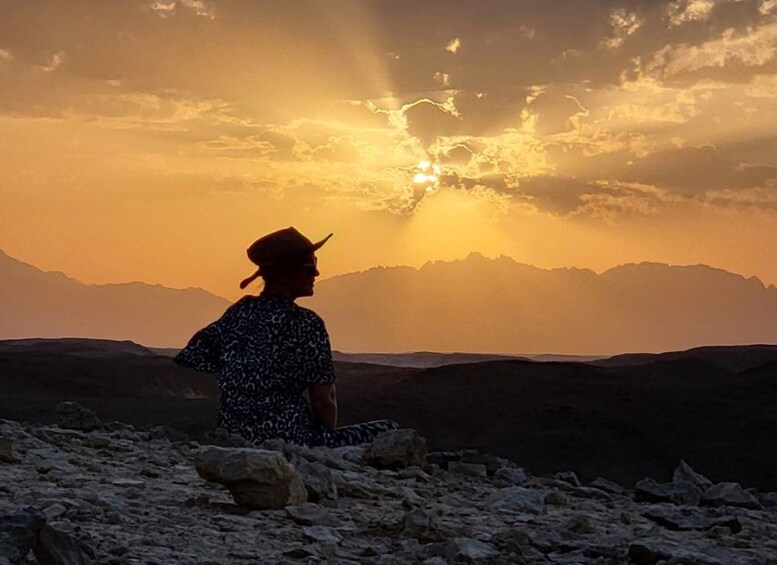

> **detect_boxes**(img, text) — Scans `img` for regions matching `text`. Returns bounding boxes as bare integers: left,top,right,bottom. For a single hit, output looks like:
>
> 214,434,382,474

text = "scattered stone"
628,538,725,565
544,489,568,506
673,460,714,492
55,401,101,431
292,458,337,502
302,525,343,544
701,482,762,510
43,503,68,520
402,508,444,542
448,461,487,478
0,506,45,563
634,477,701,505
444,538,499,561
285,503,342,527
554,471,581,487
194,446,307,509
488,487,545,514
643,505,742,532
363,429,427,470
588,477,626,495
564,515,595,534
283,546,318,559
0,438,17,463
492,467,527,487
111,478,145,488
33,524,94,565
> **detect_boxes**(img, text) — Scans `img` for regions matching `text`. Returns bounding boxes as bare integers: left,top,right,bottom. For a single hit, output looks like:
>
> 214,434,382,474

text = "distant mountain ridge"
3,249,777,353
306,252,777,354
0,249,230,347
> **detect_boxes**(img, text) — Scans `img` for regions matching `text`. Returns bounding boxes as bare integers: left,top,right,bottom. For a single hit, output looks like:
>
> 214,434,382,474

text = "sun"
412,161,442,193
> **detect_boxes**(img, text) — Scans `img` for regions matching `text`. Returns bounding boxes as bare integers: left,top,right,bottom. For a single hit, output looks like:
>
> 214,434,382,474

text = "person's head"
259,252,320,298
239,227,332,299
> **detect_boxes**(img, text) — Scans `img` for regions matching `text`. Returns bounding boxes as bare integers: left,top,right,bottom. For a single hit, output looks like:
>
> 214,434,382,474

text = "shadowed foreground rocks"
2,412,777,564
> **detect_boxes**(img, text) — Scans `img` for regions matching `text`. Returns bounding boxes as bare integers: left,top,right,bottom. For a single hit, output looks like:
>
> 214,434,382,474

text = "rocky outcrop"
55,401,100,432
2,417,777,563
363,428,427,469
194,446,307,509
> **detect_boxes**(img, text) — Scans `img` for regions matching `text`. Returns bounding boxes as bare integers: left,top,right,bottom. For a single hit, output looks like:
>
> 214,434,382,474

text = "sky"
2,0,777,300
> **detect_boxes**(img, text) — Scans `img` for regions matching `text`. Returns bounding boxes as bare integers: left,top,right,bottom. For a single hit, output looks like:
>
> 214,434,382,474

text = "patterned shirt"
174,293,336,445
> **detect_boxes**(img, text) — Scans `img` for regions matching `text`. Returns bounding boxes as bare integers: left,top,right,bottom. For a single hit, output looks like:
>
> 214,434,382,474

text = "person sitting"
174,226,399,447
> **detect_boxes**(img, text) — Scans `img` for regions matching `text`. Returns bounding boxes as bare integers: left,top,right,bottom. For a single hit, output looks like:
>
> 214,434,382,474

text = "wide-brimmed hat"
239,227,333,289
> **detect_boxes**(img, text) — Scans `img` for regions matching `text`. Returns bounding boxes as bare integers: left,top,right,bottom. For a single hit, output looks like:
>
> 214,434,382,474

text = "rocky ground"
2,404,777,564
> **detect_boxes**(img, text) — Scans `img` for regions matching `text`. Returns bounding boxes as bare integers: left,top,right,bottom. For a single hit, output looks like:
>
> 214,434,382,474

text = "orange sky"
2,0,777,301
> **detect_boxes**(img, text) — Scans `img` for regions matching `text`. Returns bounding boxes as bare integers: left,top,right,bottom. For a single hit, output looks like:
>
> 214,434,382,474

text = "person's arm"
309,383,337,429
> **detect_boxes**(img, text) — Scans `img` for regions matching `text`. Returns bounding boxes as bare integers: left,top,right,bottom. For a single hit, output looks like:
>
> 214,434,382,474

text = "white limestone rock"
194,446,307,509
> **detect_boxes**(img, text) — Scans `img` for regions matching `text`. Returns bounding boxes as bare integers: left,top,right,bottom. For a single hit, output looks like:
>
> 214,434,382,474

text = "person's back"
175,293,337,445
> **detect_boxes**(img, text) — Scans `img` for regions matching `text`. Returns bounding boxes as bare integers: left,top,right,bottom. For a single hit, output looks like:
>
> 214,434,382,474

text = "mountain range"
0,249,229,348
308,253,777,354
2,249,777,353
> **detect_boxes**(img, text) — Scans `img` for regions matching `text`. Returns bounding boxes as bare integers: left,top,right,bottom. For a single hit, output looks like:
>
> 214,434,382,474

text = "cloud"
602,9,643,50
666,0,717,26
645,21,777,81
610,145,777,196
41,51,65,72
0,49,13,63
522,90,588,136
149,0,215,19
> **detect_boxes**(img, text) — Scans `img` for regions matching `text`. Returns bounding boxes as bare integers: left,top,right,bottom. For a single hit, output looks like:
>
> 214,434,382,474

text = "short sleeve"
297,311,336,385
174,321,222,373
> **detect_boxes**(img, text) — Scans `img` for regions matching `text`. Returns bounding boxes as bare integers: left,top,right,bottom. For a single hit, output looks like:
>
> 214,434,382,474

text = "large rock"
291,458,337,502
0,506,44,564
0,438,17,464
492,467,527,487
194,446,307,509
487,487,545,514
55,401,101,432
673,460,713,492
33,524,94,565
643,505,742,532
701,482,762,510
363,429,427,470
634,477,701,505
628,538,724,565
444,538,499,561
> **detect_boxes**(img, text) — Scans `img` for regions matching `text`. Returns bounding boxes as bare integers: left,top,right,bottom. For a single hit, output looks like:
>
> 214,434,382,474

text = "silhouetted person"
174,227,398,446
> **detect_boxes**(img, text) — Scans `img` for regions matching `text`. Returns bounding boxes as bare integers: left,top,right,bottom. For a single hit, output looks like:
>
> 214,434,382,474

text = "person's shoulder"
292,304,327,329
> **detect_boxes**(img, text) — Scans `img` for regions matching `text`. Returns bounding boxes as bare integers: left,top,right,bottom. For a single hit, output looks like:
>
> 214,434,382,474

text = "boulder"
643,505,741,532
589,477,626,495
291,458,337,502
628,538,725,565
0,438,17,464
285,503,341,527
0,506,44,563
32,524,94,565
194,446,307,509
554,471,581,487
55,401,101,432
444,538,499,561
363,429,427,470
448,461,487,478
492,467,527,487
673,460,713,492
634,477,701,505
701,482,762,510
487,487,545,514
402,508,444,542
